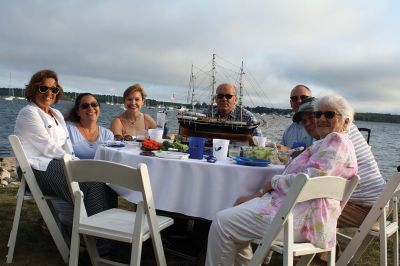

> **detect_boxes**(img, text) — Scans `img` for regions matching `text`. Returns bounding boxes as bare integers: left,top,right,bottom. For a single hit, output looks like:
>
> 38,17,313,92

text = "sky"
0,0,399,114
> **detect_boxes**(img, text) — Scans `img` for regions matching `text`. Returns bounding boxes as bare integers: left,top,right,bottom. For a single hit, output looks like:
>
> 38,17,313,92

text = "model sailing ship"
177,54,260,141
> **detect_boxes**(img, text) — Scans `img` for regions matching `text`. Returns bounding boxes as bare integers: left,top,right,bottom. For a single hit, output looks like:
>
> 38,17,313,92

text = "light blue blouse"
67,122,114,159
280,122,313,148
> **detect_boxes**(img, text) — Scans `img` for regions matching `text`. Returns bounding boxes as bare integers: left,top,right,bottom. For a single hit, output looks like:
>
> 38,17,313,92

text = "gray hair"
216,83,237,95
316,94,354,125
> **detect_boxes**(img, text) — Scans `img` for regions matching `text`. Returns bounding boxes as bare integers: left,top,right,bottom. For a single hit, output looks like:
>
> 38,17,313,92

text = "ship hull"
177,117,258,141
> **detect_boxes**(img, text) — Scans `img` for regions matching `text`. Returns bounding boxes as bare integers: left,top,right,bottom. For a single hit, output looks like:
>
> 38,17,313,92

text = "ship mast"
238,60,244,121
188,64,196,112
210,53,216,119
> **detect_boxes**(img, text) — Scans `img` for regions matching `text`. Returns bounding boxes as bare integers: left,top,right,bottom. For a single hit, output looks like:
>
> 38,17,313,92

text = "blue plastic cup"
188,137,206,159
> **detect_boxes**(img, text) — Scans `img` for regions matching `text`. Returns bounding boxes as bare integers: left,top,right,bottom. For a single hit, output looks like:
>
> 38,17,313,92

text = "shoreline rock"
0,156,19,187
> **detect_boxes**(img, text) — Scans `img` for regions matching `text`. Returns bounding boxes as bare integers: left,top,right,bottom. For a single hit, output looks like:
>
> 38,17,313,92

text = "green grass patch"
0,186,398,265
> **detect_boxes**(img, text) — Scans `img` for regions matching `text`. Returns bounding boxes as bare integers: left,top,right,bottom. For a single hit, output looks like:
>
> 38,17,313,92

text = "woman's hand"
233,193,260,206
275,143,290,151
233,180,273,206
262,180,273,193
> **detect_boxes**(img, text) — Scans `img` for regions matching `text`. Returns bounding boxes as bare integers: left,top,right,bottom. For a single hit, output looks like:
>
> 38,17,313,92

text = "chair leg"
84,235,100,266
379,229,388,266
328,247,335,266
348,235,374,265
263,250,274,265
296,254,315,266
69,230,80,266
393,229,399,266
6,178,26,263
130,238,143,266
39,198,70,263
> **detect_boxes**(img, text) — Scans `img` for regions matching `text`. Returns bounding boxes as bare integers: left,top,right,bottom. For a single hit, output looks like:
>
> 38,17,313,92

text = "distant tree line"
2,88,399,123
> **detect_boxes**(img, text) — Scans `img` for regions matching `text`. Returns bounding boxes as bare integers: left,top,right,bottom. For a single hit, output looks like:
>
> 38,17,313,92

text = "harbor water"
0,97,399,179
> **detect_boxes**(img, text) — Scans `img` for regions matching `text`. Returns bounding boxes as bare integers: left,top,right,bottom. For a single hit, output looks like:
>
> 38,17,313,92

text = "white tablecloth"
95,145,285,220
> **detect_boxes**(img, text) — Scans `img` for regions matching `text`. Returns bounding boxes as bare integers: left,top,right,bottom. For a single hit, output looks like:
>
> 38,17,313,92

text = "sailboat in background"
176,54,260,141
4,73,14,101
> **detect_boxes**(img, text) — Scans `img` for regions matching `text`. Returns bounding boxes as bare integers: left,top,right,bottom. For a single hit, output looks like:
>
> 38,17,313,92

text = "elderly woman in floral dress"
205,94,358,266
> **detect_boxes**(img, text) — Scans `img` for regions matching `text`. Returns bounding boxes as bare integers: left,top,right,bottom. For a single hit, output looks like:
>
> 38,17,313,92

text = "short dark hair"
25,69,64,103
65,93,99,123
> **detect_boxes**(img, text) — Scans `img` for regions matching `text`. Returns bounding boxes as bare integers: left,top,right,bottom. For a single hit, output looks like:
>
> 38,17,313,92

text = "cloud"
0,0,399,114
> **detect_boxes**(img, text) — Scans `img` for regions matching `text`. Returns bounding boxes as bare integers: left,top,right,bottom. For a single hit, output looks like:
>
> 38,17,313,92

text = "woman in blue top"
65,93,114,159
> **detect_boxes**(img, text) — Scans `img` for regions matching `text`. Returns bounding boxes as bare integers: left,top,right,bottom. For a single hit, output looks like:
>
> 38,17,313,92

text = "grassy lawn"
0,186,397,265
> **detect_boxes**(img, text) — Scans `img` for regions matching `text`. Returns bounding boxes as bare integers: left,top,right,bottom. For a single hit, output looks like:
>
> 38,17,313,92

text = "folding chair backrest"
297,174,360,208
7,135,69,263
337,171,400,266
9,135,42,200
62,154,154,218
63,154,168,265
250,174,360,265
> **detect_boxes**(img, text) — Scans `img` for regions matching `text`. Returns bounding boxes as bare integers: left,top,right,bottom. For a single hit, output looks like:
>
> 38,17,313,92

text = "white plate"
154,151,189,160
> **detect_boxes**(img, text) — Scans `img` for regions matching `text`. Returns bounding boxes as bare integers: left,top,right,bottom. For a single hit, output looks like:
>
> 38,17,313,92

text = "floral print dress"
254,132,358,248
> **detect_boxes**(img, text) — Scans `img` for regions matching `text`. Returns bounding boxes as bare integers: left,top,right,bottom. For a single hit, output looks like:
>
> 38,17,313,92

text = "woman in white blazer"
14,69,117,220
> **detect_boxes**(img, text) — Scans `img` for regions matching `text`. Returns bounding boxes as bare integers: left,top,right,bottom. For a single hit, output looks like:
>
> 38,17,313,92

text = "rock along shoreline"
0,156,19,187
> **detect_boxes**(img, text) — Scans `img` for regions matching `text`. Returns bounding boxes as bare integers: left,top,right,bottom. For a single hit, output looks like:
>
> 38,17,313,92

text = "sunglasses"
80,102,99,109
216,94,235,100
38,85,60,95
315,111,342,119
114,135,133,141
290,95,309,101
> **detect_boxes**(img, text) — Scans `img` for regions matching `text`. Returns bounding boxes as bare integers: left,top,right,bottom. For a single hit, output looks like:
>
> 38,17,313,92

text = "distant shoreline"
1,88,400,123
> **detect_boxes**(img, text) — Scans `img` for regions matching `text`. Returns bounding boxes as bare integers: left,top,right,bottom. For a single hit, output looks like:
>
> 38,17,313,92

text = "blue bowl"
233,156,270,167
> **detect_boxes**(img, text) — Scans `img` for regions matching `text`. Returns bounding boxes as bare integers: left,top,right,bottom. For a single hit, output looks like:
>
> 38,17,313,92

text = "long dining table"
95,145,285,220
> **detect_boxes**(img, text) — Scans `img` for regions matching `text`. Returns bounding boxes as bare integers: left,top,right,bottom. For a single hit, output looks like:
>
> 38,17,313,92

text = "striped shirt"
348,123,385,206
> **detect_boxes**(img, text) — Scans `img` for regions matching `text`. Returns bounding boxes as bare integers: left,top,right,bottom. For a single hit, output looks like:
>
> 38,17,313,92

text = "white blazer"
14,103,74,171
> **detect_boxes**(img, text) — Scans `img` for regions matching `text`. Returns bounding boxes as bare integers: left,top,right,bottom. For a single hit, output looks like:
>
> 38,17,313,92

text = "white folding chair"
249,173,360,266
336,171,400,266
62,154,174,266
6,135,69,263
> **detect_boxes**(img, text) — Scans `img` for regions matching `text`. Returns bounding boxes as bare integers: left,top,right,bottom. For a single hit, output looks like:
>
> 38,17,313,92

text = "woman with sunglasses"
65,93,114,159
206,94,358,265
110,84,156,141
14,70,117,227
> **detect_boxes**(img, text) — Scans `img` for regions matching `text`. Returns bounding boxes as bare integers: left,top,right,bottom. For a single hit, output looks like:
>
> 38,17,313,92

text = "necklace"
123,113,142,126
78,123,99,144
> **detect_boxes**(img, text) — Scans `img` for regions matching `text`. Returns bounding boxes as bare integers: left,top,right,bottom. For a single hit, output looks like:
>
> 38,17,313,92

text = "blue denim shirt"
280,122,313,148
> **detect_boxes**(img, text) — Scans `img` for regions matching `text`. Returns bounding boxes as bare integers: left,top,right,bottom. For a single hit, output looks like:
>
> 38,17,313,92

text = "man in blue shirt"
280,84,313,148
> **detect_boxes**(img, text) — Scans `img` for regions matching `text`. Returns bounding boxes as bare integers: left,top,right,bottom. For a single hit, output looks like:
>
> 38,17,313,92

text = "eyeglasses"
314,111,342,119
290,95,309,101
300,113,316,123
216,94,235,100
80,102,99,109
114,135,133,141
38,85,60,95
